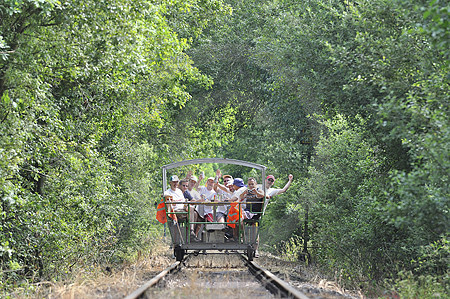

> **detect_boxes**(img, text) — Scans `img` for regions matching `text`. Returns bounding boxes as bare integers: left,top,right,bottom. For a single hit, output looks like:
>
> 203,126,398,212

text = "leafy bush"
390,236,450,298
302,114,392,283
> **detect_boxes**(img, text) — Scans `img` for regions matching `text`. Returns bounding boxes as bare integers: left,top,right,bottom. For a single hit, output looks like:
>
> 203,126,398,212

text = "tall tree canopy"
1,0,448,295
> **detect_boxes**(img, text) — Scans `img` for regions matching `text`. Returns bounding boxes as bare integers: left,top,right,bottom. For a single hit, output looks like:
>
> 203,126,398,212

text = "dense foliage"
186,0,449,294
1,0,448,296
0,0,231,289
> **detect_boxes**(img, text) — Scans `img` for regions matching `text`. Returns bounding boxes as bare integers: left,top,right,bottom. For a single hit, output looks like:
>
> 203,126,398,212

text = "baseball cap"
233,178,245,188
169,175,179,182
190,175,198,182
223,174,233,180
207,177,215,181
266,175,275,181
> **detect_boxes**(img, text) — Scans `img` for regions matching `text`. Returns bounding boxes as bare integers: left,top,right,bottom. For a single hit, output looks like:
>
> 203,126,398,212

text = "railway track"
124,252,310,299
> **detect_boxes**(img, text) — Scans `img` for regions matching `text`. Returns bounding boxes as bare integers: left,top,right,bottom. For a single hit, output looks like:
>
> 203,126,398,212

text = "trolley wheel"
174,246,185,261
247,247,254,261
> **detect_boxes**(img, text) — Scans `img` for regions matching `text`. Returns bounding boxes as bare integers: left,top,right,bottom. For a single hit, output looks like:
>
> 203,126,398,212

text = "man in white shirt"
197,177,218,222
254,174,293,257
213,172,233,223
163,175,187,221
187,175,201,200
259,174,294,200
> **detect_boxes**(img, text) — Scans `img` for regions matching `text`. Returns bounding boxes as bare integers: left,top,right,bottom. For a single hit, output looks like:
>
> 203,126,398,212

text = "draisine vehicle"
157,158,268,261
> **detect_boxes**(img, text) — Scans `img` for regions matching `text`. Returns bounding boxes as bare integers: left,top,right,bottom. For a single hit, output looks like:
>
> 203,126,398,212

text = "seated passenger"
186,171,201,200
163,175,187,222
179,178,193,201
180,177,205,239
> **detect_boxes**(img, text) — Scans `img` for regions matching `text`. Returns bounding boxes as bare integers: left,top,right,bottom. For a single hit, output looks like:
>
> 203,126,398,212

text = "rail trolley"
159,158,268,261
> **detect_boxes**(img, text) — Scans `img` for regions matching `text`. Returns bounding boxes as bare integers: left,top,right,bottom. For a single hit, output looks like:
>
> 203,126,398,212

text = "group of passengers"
163,169,294,245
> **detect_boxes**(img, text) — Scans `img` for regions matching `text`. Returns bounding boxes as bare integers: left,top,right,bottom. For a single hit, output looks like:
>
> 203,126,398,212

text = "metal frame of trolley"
162,158,267,261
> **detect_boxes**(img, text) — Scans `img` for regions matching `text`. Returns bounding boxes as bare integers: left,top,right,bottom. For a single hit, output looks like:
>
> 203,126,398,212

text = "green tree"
1,0,230,287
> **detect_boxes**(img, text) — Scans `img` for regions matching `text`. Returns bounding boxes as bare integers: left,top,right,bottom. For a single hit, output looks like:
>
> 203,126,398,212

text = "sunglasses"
268,178,274,182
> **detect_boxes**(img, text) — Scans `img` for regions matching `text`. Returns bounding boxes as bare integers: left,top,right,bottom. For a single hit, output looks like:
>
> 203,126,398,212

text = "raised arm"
185,170,193,181
195,172,204,191
276,174,293,195
215,169,222,181
213,169,222,191
215,182,231,193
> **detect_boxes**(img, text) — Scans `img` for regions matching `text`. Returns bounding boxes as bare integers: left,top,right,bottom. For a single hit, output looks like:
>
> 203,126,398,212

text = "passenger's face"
248,179,256,190
206,179,214,190
266,178,274,187
170,181,179,190
223,177,232,185
179,182,189,192
188,179,196,189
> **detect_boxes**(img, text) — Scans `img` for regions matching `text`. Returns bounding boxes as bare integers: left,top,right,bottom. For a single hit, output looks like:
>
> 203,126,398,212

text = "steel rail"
125,253,310,299
240,254,310,299
123,261,182,299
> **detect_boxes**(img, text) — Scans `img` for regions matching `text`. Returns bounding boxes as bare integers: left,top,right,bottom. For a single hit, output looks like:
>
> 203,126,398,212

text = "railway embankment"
9,240,363,298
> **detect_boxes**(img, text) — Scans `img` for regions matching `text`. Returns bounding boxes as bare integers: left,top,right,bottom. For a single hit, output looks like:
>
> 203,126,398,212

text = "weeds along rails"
159,158,269,262
124,253,310,299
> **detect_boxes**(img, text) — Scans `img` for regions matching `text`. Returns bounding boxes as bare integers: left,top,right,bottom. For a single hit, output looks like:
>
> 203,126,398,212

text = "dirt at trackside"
255,252,364,299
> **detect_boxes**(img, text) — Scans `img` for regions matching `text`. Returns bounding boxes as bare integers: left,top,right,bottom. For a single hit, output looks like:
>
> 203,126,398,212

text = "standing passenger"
213,169,232,224
227,178,247,240
242,177,265,220
254,174,294,257
198,177,218,222
258,174,294,201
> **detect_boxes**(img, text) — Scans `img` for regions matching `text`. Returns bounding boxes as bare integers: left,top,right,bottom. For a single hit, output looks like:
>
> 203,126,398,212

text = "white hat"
169,175,179,182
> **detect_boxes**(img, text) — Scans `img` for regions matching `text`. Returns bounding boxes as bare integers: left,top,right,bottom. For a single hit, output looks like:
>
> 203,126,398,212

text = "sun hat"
233,178,245,188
